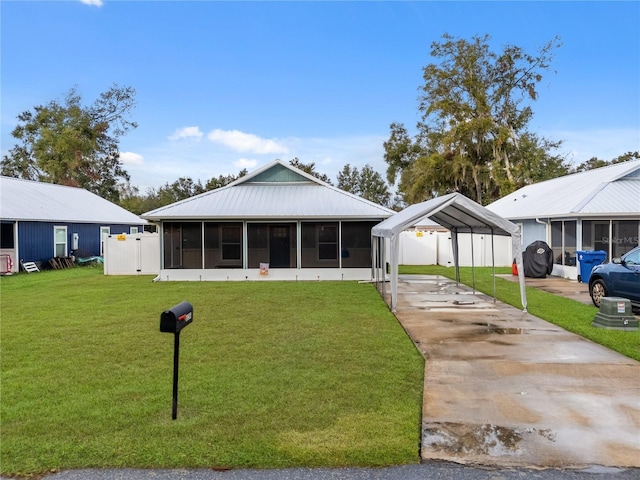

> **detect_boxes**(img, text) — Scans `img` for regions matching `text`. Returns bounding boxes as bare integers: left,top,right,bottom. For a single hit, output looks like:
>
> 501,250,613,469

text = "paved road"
16,463,639,480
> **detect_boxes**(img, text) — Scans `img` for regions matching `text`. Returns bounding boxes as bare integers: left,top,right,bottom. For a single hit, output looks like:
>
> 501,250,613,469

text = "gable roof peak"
228,159,328,187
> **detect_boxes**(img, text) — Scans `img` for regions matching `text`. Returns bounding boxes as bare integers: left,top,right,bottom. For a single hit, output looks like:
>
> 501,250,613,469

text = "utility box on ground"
592,297,638,331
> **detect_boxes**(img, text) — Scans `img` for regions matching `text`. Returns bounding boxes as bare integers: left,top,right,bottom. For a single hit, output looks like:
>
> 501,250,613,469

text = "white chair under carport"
371,192,527,313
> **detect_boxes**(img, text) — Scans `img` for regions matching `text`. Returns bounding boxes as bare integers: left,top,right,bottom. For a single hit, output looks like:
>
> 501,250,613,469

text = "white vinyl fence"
103,230,511,276
399,230,513,267
104,232,160,275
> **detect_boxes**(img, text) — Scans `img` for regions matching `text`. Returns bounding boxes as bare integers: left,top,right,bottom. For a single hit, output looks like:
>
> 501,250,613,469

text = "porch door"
269,225,290,268
100,226,111,256
164,223,183,269
593,222,609,257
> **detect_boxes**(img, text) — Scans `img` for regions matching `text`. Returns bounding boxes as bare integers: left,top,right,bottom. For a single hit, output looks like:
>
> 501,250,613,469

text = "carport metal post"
370,235,375,282
382,238,384,303
452,229,460,285
491,229,496,303
470,229,476,293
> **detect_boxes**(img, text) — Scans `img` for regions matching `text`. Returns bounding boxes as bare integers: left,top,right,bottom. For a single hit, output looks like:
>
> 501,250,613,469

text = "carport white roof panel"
0,176,144,224
487,160,640,219
142,160,395,220
372,192,519,238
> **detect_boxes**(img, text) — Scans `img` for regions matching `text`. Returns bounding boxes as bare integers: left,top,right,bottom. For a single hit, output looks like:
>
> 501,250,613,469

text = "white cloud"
120,151,144,165
207,129,289,154
123,133,388,192
234,158,258,169
168,126,204,141
79,0,103,6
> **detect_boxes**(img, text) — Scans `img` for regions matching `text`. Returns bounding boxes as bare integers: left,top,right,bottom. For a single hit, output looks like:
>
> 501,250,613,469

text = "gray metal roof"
487,160,640,219
0,176,144,224
142,160,395,221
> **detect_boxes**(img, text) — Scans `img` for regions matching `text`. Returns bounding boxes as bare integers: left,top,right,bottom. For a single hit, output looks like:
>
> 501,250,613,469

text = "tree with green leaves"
204,169,248,190
154,177,206,205
384,33,567,205
119,169,250,214
289,158,333,185
1,85,137,202
337,164,391,207
573,151,639,173
117,182,151,216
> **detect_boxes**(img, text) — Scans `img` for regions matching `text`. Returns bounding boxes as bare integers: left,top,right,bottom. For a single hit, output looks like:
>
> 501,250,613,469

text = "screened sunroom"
142,160,394,281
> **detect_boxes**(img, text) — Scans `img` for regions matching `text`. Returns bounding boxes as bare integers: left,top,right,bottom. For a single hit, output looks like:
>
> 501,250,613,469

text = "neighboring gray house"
141,160,395,281
487,160,640,280
0,176,145,273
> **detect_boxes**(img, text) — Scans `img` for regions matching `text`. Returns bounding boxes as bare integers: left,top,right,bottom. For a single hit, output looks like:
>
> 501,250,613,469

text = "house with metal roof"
487,160,640,280
0,176,145,273
141,160,395,281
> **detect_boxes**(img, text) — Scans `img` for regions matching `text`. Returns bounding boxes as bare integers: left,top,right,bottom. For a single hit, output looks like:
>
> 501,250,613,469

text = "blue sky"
2,1,639,192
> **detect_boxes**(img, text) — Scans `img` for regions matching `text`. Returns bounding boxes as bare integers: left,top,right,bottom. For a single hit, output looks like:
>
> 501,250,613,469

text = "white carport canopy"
371,192,527,312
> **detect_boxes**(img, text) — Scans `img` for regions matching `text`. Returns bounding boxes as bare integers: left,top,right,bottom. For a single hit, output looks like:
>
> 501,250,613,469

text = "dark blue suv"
589,245,640,309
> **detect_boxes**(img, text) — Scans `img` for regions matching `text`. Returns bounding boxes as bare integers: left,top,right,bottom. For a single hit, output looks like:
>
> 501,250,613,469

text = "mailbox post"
160,301,193,419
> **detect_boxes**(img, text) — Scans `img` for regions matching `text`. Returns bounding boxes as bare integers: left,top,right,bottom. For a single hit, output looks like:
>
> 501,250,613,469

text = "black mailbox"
160,301,193,333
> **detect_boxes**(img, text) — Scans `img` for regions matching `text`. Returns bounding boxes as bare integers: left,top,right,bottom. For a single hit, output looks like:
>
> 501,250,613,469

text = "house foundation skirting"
155,268,373,282
551,264,578,281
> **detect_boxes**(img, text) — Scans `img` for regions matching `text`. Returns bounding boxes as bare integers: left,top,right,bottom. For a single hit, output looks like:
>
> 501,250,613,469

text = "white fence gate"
104,233,160,275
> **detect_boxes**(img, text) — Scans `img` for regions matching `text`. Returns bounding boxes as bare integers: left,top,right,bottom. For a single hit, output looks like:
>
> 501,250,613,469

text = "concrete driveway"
496,274,594,306
392,275,640,468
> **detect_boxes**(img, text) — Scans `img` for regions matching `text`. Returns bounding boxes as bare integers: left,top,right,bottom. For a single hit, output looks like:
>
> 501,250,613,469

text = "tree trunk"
503,150,515,184
472,165,483,204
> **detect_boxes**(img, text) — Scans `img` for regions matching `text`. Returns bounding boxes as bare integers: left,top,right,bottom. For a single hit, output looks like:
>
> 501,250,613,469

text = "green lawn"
0,266,424,477
399,265,640,362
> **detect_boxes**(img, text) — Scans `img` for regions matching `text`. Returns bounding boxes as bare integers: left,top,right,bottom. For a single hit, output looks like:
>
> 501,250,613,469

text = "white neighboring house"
141,160,395,281
487,160,640,280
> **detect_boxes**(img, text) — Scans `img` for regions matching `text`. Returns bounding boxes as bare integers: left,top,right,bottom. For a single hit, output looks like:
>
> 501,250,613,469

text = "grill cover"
523,240,554,278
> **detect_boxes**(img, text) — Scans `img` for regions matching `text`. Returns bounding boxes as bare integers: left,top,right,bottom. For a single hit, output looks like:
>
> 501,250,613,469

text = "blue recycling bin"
576,250,607,283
